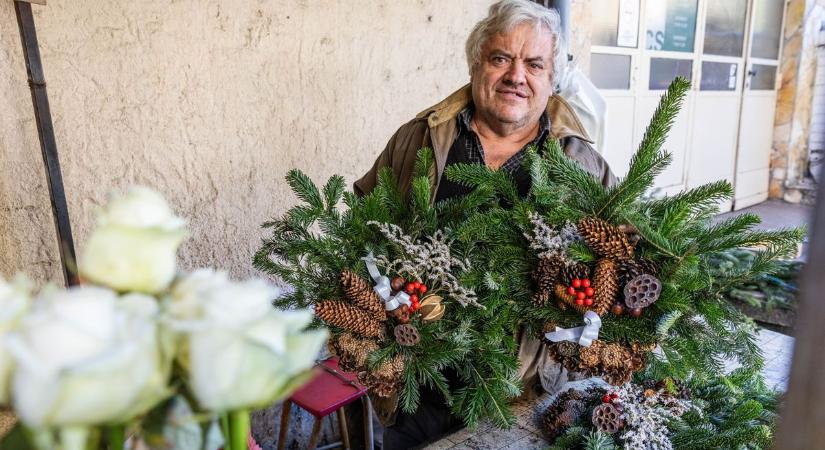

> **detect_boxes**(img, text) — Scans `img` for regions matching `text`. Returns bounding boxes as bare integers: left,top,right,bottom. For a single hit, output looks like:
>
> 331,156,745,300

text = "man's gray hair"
465,0,567,89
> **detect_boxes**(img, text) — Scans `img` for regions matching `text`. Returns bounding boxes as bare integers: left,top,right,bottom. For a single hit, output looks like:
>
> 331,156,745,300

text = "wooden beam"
775,177,825,448
14,1,78,286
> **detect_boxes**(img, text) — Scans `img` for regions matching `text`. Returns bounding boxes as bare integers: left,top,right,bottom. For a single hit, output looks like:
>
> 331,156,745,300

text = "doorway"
589,0,786,211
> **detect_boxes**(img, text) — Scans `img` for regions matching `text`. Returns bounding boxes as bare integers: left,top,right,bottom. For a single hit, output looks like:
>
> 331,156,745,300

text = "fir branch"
285,169,324,210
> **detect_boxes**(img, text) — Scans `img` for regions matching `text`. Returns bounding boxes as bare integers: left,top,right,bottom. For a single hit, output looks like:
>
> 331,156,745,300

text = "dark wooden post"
775,174,825,449
14,0,78,286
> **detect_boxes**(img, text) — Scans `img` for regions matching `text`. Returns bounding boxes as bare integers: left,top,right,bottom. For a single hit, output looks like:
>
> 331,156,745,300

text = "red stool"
277,357,374,450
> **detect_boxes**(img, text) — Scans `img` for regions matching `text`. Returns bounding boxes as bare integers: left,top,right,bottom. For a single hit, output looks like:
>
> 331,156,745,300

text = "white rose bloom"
5,286,172,427
0,275,33,404
79,186,187,294
166,271,327,412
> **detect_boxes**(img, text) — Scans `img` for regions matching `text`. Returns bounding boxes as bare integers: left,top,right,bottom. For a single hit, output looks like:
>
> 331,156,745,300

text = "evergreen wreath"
543,367,777,450
254,151,521,428
437,77,804,384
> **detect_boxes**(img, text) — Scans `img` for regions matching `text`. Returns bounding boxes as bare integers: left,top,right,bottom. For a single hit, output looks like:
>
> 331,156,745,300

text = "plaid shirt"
455,105,551,173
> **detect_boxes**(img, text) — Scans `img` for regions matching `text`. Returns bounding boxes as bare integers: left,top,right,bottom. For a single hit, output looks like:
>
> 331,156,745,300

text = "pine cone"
602,368,633,386
541,389,587,438
592,259,619,316
315,300,385,338
560,263,591,285
618,259,642,287
340,270,385,321
533,290,552,306
577,218,635,260
637,258,658,276
578,340,604,369
533,256,564,290
331,333,378,372
361,354,405,398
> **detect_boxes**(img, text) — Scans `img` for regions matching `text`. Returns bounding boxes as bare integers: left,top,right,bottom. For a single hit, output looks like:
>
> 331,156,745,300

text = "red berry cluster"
601,392,620,404
566,278,594,307
403,281,427,312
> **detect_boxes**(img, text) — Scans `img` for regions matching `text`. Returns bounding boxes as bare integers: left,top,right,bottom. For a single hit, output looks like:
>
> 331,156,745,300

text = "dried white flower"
612,383,697,450
368,221,480,308
525,213,580,264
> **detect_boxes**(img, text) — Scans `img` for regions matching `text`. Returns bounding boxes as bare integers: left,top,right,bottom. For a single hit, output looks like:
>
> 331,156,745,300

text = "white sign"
617,0,640,47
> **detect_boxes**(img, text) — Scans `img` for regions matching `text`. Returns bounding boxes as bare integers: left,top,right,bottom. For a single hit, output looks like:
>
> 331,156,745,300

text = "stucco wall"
0,0,494,285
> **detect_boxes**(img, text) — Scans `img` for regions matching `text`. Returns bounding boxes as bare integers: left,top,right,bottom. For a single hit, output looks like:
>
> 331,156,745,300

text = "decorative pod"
623,274,662,309
592,402,624,434
394,323,421,346
417,295,445,323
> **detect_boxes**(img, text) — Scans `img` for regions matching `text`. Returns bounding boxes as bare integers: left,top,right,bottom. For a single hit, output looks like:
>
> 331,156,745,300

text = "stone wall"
771,0,823,203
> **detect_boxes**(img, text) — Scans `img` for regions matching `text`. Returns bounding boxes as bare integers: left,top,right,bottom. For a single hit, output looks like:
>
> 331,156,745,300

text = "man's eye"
530,63,544,70
492,56,507,64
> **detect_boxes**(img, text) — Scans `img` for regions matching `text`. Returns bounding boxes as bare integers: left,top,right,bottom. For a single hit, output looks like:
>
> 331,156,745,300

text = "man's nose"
503,61,526,85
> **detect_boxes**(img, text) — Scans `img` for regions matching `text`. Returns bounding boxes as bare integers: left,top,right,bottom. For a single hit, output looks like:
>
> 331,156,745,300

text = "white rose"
166,271,327,412
79,186,187,294
0,275,33,404
5,286,172,427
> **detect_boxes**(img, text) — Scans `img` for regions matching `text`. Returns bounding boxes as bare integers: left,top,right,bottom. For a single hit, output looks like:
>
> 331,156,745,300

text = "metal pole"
14,1,78,286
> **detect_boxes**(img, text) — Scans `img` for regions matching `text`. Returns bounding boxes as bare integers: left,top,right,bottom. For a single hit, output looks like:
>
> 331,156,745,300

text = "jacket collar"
415,83,594,143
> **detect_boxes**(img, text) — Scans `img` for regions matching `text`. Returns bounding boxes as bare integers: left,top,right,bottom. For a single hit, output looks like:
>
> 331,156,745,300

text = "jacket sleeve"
353,119,428,196
561,136,617,188
353,128,399,197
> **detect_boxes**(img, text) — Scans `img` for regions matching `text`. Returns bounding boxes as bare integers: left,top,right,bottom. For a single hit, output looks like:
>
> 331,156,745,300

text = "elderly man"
356,0,615,447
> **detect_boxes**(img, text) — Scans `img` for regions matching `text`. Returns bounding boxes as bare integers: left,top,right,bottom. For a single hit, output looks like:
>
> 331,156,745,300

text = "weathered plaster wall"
0,0,493,286
771,0,822,203
0,1,492,443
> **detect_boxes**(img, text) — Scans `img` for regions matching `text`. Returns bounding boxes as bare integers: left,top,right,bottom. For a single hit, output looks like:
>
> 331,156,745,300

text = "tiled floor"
425,328,796,450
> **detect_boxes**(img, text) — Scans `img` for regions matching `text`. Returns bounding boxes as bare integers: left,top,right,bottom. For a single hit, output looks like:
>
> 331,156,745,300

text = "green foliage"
444,77,803,381
706,248,803,313
255,152,521,429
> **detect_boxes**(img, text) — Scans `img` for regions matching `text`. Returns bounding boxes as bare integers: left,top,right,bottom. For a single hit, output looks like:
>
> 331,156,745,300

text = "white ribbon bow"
544,310,602,347
362,252,411,311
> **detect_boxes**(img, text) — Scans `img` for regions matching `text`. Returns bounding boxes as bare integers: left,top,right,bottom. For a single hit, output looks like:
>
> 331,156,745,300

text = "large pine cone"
592,259,619,316
360,354,405,398
331,332,378,372
578,218,635,260
340,270,385,321
533,256,564,291
541,389,587,438
315,300,385,338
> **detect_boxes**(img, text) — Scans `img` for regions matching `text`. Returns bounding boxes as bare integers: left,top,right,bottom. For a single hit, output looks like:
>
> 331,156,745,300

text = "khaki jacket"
354,84,616,197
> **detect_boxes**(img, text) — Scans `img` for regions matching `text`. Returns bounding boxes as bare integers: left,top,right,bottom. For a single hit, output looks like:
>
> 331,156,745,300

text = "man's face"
471,23,555,131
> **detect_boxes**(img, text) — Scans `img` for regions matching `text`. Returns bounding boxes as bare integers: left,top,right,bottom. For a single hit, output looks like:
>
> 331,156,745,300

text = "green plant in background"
706,248,802,313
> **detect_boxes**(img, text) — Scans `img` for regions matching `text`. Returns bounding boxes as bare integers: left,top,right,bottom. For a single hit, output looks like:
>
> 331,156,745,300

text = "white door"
589,0,784,210
733,0,786,209
686,0,750,211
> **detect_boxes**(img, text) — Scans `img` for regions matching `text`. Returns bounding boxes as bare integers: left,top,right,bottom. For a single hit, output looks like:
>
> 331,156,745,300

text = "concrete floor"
427,199,809,449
